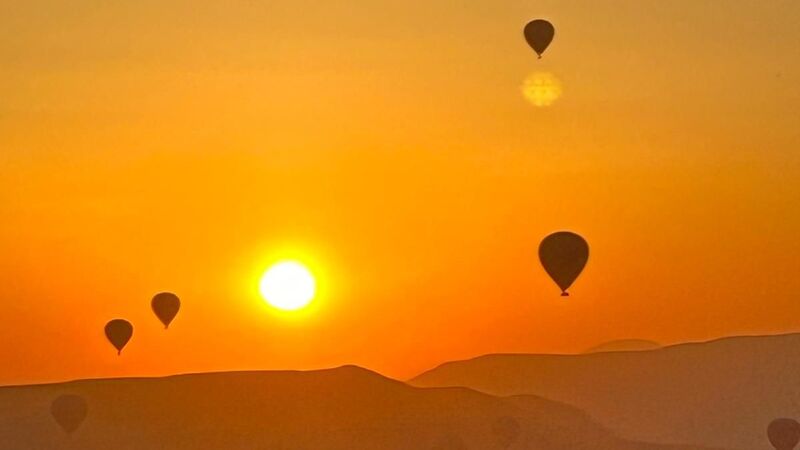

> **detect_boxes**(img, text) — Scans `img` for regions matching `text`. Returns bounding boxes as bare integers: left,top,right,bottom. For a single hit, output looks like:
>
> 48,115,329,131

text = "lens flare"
522,72,562,107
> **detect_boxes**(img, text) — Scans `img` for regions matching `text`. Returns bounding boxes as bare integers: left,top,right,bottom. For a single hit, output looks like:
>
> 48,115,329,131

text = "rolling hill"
411,333,800,450
0,365,710,449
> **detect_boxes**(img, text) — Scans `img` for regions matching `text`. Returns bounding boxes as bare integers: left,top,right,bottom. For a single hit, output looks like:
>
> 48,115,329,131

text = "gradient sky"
1,0,799,385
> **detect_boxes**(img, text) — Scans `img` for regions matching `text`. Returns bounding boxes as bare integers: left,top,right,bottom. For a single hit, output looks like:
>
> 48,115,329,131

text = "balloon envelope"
768,418,800,450
538,231,589,296
51,394,88,434
151,292,181,329
104,319,133,355
524,19,555,58
431,434,467,450
492,416,521,449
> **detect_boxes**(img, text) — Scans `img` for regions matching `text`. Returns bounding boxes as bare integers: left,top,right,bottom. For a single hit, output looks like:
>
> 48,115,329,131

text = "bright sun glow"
259,261,316,311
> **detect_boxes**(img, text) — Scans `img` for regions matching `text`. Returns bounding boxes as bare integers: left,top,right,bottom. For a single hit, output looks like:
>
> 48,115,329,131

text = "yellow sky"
1,0,800,385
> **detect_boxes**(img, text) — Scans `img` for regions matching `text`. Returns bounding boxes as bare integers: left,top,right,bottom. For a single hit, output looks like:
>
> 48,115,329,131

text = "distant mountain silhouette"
584,339,661,354
411,333,800,450
0,366,710,449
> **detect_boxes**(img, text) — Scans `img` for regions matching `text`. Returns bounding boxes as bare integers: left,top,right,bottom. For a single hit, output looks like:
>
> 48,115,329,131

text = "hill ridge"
411,331,800,381
410,332,800,450
0,362,711,450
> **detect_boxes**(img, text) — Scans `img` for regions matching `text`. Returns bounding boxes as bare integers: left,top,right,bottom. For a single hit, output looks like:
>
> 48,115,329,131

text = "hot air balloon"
151,292,181,329
431,433,468,450
524,19,555,59
768,418,800,450
492,416,521,449
51,394,88,434
104,319,133,355
538,231,589,296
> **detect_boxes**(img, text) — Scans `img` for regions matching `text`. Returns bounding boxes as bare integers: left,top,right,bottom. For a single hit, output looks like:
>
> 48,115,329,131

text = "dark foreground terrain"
0,365,710,450
413,333,800,450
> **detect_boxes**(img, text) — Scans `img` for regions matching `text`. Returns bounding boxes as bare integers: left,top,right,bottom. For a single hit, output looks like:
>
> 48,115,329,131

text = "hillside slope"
0,365,710,449
411,333,800,450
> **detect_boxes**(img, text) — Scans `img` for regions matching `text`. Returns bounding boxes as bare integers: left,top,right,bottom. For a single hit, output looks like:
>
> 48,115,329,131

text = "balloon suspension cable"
117,350,121,356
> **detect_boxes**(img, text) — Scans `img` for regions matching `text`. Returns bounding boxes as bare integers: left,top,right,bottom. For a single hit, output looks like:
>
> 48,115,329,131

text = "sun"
259,261,316,311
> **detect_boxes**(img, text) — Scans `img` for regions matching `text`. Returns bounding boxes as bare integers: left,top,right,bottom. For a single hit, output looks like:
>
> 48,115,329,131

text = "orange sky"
1,0,800,385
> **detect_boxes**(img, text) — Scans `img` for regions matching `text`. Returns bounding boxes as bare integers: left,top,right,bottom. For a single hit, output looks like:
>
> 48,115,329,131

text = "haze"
1,0,799,385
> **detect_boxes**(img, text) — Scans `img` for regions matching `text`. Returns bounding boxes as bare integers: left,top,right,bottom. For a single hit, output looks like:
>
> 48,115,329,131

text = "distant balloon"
524,19,555,58
151,292,181,329
768,418,800,450
104,319,133,355
538,231,589,296
492,416,521,449
51,394,88,434
431,433,468,450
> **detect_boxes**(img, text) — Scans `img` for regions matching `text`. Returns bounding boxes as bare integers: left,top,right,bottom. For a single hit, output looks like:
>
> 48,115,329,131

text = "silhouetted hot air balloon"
104,319,133,355
768,418,800,450
51,394,88,434
524,19,555,58
539,231,589,296
151,292,181,329
431,433,468,450
492,416,521,449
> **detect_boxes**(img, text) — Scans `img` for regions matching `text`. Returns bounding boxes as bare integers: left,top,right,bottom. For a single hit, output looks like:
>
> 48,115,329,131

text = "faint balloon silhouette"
105,319,133,355
768,418,800,450
524,19,555,58
51,394,88,434
431,433,468,450
492,416,521,448
151,292,181,329
538,231,589,296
